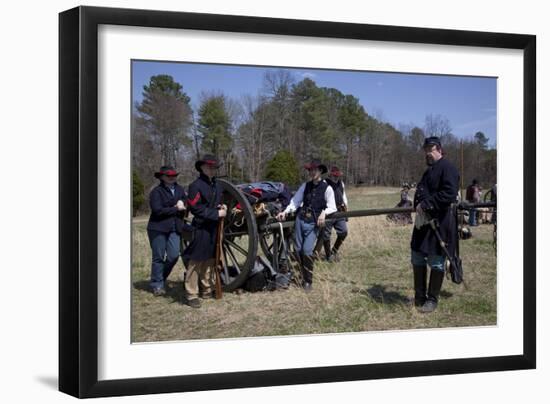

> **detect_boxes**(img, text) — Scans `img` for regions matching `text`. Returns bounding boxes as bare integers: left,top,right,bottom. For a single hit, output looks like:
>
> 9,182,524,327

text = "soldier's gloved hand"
218,205,227,218
276,212,286,221
176,200,185,211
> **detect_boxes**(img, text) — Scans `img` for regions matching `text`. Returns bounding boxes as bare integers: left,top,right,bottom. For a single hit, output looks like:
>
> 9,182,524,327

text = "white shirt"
283,180,337,216
341,181,349,206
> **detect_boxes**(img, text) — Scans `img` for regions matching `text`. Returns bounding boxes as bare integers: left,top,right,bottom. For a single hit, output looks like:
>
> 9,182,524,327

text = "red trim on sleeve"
187,192,201,207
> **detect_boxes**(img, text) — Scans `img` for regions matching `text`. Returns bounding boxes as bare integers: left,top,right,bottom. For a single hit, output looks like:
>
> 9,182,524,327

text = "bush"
264,150,300,186
133,170,145,217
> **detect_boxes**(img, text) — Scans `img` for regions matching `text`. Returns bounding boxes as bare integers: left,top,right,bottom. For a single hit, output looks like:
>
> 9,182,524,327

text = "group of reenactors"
145,135,462,313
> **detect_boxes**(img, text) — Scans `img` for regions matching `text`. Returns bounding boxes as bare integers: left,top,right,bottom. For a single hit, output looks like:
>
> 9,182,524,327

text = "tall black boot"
412,265,427,307
333,233,347,251
330,233,347,262
419,269,445,313
301,254,314,292
323,239,332,261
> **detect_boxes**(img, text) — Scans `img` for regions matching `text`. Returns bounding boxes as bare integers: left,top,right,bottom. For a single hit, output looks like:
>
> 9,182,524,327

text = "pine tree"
137,75,192,168
265,150,300,186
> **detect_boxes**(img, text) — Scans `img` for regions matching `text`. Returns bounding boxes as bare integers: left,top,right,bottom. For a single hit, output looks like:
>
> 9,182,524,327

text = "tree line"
132,70,496,213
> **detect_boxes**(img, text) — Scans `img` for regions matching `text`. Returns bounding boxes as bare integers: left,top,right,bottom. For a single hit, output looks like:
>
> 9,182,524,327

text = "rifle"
428,218,464,285
214,217,225,299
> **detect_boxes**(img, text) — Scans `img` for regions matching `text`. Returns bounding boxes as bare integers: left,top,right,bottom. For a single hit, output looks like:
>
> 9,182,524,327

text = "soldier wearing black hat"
411,137,460,313
182,155,227,308
466,179,482,226
146,166,187,296
276,159,337,292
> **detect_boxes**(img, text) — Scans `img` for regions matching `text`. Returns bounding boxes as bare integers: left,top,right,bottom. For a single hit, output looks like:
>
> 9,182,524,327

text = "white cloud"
298,71,317,79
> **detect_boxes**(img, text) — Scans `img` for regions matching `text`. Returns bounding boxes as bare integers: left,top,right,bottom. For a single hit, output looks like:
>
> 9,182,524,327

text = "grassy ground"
132,186,496,342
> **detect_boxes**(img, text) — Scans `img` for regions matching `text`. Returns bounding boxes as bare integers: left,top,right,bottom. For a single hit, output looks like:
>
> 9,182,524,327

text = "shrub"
264,150,300,186
133,170,145,217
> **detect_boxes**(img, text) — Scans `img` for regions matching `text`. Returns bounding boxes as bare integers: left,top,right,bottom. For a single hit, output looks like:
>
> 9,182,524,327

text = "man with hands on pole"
320,166,349,262
182,155,227,308
276,159,337,292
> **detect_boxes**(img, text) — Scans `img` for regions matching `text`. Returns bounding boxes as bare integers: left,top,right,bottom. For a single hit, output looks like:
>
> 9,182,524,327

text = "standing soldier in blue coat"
146,166,187,296
411,137,460,313
183,155,227,308
276,159,337,292
319,166,349,262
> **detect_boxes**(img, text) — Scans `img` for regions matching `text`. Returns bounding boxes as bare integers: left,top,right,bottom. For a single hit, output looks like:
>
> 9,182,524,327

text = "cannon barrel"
457,202,496,209
260,201,496,231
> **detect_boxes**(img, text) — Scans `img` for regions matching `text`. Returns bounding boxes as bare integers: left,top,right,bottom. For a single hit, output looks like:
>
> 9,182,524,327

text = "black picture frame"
59,5,536,399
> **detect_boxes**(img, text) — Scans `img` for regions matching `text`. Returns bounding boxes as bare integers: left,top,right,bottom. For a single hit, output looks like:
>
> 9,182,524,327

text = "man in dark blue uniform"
146,166,187,296
411,137,460,313
276,159,337,292
320,166,349,262
183,155,227,308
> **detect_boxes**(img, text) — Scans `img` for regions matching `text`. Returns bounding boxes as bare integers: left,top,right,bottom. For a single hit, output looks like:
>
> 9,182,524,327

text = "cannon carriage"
179,179,306,292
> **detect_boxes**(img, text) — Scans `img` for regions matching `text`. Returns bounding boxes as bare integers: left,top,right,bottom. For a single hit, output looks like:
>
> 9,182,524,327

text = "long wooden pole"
261,202,497,231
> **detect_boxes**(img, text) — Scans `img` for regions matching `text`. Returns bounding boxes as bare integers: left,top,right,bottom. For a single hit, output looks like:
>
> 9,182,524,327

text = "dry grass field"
131,186,496,343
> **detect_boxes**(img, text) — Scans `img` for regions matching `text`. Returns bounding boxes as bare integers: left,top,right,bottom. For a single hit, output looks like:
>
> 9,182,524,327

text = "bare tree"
262,70,296,150
424,114,452,139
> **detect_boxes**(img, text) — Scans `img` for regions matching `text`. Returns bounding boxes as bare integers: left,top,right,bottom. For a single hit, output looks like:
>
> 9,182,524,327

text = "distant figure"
387,183,413,225
411,136,460,313
485,183,497,223
466,179,482,226
400,183,412,205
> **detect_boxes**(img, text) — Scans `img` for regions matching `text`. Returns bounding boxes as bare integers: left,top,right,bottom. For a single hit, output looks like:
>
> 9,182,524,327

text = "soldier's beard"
425,155,434,165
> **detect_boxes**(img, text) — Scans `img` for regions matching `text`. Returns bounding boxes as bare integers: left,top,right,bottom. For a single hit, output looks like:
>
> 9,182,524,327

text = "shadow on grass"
133,280,184,303
356,283,410,305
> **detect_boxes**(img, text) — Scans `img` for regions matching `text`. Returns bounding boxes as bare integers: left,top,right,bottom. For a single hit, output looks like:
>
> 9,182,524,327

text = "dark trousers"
322,218,348,241
147,230,181,290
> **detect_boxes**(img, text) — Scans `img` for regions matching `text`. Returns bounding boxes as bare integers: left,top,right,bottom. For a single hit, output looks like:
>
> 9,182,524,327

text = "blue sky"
132,60,497,147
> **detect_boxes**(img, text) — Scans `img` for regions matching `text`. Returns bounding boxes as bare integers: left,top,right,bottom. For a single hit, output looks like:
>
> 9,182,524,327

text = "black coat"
146,182,187,234
411,157,460,256
183,173,223,261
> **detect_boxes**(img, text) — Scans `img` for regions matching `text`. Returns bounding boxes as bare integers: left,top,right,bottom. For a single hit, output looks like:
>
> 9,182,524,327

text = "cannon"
193,178,299,292
185,179,496,292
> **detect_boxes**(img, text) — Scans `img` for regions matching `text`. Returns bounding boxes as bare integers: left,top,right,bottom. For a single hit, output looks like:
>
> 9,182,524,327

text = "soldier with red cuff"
182,155,226,308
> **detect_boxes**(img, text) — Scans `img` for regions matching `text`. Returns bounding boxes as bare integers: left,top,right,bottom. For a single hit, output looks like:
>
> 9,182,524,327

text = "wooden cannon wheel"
180,179,258,292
